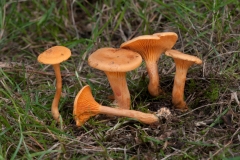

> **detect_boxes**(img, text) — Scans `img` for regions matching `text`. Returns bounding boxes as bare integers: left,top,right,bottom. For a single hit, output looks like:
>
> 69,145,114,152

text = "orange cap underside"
120,34,177,60
73,86,100,126
122,39,163,57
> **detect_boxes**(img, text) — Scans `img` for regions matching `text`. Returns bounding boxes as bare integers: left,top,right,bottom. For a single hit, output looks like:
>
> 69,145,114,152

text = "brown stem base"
173,100,188,111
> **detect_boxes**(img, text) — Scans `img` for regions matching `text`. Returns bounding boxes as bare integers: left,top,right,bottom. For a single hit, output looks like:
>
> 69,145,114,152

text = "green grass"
0,0,240,159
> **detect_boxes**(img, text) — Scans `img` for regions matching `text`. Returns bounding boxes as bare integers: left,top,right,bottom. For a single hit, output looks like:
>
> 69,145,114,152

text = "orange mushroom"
120,32,178,96
73,85,171,126
88,48,142,110
38,46,71,121
165,49,202,111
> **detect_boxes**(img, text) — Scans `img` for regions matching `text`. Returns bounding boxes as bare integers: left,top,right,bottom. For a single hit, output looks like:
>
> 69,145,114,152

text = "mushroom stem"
172,59,193,110
145,60,162,96
99,106,159,124
73,85,161,127
52,63,62,121
105,72,130,110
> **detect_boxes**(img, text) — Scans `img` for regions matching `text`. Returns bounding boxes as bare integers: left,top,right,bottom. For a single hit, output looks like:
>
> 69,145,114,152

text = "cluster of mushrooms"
37,32,202,127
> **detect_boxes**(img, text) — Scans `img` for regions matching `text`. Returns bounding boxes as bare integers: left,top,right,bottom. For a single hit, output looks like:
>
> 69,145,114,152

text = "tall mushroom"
88,47,142,110
120,32,178,96
73,85,171,126
165,49,202,111
38,46,71,121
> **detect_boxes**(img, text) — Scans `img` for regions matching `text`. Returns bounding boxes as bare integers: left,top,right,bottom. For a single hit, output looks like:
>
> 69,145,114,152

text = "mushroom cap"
120,34,177,59
88,47,142,72
153,32,178,49
38,46,71,65
165,49,202,64
120,35,161,54
73,85,100,126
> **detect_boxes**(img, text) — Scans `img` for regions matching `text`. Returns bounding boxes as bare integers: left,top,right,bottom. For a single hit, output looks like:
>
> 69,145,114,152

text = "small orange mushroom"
120,32,178,96
73,85,171,126
88,47,142,110
165,49,202,111
38,46,71,121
